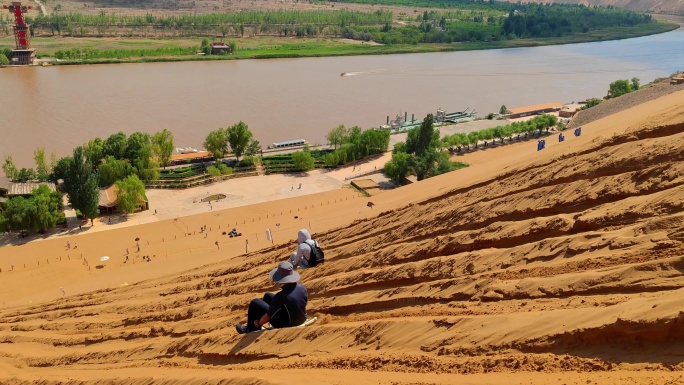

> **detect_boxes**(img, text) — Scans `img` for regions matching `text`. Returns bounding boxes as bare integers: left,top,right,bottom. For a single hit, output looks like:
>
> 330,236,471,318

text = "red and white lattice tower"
3,1,35,65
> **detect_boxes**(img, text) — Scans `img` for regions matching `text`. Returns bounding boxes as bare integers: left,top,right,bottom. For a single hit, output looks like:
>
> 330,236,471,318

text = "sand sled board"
253,317,317,333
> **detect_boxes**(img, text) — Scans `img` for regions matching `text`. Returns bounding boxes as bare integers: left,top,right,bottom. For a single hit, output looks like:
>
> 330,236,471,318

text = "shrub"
206,165,220,176
218,163,233,175
241,156,255,166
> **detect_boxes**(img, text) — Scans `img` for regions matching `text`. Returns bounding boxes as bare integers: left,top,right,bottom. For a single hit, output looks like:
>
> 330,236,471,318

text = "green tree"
467,131,480,148
2,156,19,181
83,138,105,168
126,132,159,181
103,132,128,159
66,147,100,222
245,139,261,157
51,157,73,183
16,168,37,182
0,213,7,233
98,156,134,187
4,196,32,232
34,147,49,181
291,150,315,171
326,124,348,149
609,79,633,98
226,121,253,161
152,129,175,169
406,114,439,156
30,185,64,231
384,151,412,182
229,41,237,53
203,128,228,160
499,105,510,115
413,150,439,181
115,174,146,215
0,54,9,66
631,77,640,90
125,132,151,164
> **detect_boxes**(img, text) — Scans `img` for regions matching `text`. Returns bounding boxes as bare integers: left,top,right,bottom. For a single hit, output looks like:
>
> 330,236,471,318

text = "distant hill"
506,0,684,16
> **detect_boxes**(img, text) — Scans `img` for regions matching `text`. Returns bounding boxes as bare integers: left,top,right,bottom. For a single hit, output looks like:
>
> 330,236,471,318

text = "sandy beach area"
1,92,683,384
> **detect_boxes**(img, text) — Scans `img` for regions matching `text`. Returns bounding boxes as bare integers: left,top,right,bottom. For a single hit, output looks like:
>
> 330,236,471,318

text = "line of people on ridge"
235,228,324,334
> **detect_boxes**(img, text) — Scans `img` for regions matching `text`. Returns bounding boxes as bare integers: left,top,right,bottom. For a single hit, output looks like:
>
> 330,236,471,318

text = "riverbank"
4,20,677,66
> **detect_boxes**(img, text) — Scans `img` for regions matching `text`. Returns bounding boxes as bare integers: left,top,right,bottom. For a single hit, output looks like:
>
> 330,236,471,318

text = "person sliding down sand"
235,261,308,334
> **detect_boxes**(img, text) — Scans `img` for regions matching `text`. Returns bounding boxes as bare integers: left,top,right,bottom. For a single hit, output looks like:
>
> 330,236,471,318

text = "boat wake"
341,69,385,77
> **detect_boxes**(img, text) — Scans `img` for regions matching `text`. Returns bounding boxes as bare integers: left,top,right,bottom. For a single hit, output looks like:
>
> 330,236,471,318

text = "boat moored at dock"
267,139,309,149
380,108,477,133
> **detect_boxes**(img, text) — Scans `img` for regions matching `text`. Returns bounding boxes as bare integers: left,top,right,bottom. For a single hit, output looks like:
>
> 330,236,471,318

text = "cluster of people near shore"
235,228,322,334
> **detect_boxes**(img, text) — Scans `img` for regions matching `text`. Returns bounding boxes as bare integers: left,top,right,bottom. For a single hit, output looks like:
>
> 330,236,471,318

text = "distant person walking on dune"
235,261,308,334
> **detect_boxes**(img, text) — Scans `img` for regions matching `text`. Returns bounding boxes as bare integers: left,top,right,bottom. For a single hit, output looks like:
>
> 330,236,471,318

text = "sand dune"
1,90,683,384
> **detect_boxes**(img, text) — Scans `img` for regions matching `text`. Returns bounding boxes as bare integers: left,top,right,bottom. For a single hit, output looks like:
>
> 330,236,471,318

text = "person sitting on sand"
290,228,318,269
235,261,308,334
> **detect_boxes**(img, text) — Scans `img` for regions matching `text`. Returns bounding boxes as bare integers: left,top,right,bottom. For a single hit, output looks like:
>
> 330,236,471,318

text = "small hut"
210,42,231,55
98,185,119,214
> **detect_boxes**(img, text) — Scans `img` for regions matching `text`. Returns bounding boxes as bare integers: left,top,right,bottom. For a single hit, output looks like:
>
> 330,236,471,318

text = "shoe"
235,324,250,334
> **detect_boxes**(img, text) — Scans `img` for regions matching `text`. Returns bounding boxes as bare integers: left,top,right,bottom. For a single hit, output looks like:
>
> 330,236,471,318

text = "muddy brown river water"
1,26,682,167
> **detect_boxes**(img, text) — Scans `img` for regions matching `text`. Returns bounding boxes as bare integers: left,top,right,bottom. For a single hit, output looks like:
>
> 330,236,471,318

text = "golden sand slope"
0,90,683,385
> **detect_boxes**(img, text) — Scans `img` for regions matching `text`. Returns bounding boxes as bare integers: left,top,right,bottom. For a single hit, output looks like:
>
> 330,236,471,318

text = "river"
1,26,683,167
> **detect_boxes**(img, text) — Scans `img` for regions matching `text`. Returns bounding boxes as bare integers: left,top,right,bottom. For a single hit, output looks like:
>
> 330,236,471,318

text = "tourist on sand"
290,228,318,269
235,261,308,334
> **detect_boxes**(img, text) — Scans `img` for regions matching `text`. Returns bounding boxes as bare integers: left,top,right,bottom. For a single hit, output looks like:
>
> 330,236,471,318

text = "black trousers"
247,292,275,332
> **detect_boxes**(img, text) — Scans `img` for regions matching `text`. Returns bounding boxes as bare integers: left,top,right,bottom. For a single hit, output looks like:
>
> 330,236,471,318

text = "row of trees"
62,129,175,187
442,114,559,150
384,114,559,182
344,3,654,44
22,129,172,190
323,125,390,167
203,121,261,161
27,9,393,31
2,148,57,183
53,46,197,60
502,4,652,38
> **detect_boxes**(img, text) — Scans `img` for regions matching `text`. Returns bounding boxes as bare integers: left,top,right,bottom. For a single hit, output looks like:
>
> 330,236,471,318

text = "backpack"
305,240,325,267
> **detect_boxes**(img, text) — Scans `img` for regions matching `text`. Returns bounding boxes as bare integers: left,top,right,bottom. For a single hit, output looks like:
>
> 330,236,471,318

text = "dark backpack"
305,240,324,267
